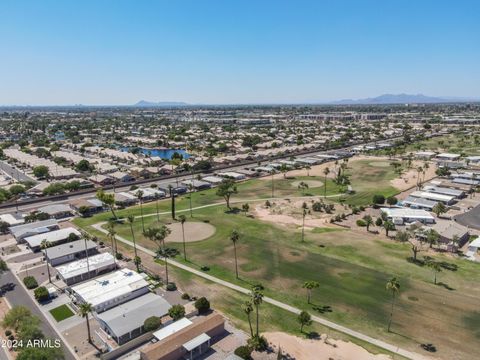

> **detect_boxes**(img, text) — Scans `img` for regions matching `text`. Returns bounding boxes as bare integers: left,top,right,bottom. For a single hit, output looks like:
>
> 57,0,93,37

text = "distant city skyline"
1,0,479,105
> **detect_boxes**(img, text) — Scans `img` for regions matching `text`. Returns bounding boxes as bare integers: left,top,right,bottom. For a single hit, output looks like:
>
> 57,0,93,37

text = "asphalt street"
0,271,76,360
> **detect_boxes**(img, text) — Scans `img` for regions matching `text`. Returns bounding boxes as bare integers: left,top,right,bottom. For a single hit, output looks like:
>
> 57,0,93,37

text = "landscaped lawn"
73,157,480,359
49,304,74,322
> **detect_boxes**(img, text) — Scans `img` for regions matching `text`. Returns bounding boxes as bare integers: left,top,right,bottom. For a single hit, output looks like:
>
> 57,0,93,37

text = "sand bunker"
259,332,392,360
291,180,324,188
165,221,216,243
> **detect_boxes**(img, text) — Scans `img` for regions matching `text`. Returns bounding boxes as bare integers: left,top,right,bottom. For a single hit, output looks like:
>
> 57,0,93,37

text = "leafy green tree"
33,165,49,179
168,304,186,321
372,194,385,205
432,202,447,218
143,316,161,331
96,189,117,219
34,286,49,302
194,297,210,314
242,203,250,216
386,196,398,207
75,159,93,172
2,306,34,331
426,259,442,284
383,220,395,237
216,179,237,210
17,345,64,360
298,311,312,333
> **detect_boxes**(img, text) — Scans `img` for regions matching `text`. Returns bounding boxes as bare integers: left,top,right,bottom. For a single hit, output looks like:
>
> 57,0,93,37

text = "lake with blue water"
120,147,190,160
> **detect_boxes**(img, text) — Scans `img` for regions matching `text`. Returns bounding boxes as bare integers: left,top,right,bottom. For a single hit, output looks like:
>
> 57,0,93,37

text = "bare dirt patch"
257,332,393,360
291,179,324,188
165,222,216,243
390,160,437,191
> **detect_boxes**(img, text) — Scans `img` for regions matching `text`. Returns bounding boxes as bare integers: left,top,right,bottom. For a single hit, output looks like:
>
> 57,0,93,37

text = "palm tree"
362,215,374,232
386,277,400,332
127,215,139,271
106,220,117,263
302,281,320,304
305,165,311,177
270,170,275,198
301,208,307,242
297,181,309,195
251,288,264,337
187,183,194,217
156,225,171,285
416,166,423,189
230,229,240,279
79,303,93,344
242,301,254,337
40,240,52,283
323,167,330,198
178,215,187,261
136,190,145,233
242,203,250,216
154,192,161,222
427,260,442,284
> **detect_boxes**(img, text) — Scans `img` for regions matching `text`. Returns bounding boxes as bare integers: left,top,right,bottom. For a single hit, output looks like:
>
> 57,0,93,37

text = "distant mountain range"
134,100,189,107
330,93,478,105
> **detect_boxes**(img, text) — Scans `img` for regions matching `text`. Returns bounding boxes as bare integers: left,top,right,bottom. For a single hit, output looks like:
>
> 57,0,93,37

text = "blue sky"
1,0,479,105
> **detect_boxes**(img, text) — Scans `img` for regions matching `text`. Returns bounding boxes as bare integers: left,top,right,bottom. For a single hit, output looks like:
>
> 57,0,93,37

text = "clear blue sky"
1,0,479,105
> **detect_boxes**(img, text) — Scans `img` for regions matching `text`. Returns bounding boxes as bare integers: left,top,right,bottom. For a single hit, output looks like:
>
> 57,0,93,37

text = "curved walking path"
91,216,427,360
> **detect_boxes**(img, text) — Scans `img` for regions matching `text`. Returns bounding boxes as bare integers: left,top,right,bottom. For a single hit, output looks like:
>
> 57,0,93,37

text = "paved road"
92,222,426,360
454,204,480,230
0,160,35,183
1,271,77,360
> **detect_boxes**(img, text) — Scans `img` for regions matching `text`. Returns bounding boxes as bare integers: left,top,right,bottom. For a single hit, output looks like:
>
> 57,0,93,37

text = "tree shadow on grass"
436,282,455,291
224,207,241,214
311,304,333,314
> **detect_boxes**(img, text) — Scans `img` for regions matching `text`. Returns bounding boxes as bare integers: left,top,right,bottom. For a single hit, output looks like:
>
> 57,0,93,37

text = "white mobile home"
381,207,435,225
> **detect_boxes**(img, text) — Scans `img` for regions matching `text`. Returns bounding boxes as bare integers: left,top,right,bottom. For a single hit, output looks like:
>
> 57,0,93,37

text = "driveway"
1,271,76,360
454,204,480,230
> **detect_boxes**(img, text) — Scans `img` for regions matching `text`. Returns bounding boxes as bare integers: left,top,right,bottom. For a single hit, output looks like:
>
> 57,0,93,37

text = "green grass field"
49,304,74,322
74,158,480,359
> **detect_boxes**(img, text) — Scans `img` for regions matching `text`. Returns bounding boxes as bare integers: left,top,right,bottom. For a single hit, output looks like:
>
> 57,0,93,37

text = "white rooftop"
71,269,148,308
56,253,115,280
153,317,192,341
381,207,434,220
410,191,455,202
183,333,211,351
24,227,81,248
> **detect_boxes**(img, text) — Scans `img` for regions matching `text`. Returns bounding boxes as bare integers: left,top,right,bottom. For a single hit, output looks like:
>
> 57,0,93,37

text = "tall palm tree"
323,167,330,198
127,215,139,271
156,225,171,285
270,170,275,198
178,215,187,261
40,240,52,283
187,183,194,218
106,221,117,264
242,301,254,338
302,281,320,304
386,277,400,332
301,208,307,242
154,192,160,222
305,165,311,177
136,190,145,233
251,288,264,337
230,230,240,279
83,235,91,276
79,302,93,344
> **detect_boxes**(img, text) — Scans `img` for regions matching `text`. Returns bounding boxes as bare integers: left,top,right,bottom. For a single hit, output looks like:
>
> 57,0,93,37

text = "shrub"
375,218,383,226
181,293,190,300
34,287,49,302
168,304,185,321
115,253,124,260
356,219,366,227
143,316,161,332
23,276,38,289
312,202,323,212
194,297,210,314
372,194,385,205
247,335,268,351
5,330,12,337
166,282,177,291
234,345,253,360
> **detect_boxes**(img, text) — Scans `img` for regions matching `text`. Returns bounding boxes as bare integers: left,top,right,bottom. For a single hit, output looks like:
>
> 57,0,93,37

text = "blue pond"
120,147,190,160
